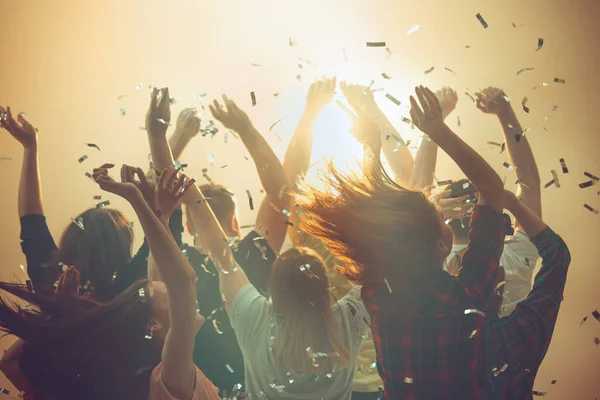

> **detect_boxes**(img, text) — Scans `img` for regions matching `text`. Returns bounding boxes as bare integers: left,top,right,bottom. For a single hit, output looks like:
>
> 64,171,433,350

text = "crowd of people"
0,78,571,399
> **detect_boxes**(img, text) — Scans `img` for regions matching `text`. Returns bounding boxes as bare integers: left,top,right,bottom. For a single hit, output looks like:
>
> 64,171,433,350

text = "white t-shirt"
445,229,540,317
230,284,369,399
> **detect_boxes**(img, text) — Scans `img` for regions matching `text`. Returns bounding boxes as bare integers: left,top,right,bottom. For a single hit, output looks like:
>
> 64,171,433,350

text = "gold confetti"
424,66,435,74
250,91,257,107
517,67,535,75
366,42,386,47
269,119,283,131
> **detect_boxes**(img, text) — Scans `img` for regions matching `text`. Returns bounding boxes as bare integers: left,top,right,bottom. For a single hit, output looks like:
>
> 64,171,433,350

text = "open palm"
1,106,38,149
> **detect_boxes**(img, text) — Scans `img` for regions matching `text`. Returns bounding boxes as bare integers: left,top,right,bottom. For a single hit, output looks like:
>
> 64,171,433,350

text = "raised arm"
1,107,43,217
410,86,504,212
340,82,413,186
501,189,570,367
94,165,198,400
282,78,336,245
410,87,458,189
476,87,542,226
209,95,291,253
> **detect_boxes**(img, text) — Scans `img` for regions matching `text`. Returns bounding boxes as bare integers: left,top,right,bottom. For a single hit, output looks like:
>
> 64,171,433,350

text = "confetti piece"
93,195,102,200
492,363,509,376
96,200,110,208
0,157,13,161
525,257,530,267
213,319,223,334
444,67,457,76
134,83,143,90
536,38,544,51
407,24,421,35
250,63,262,67
512,22,524,28
85,172,93,179
584,204,599,214
554,77,566,84
250,91,257,107
424,66,435,74
522,96,530,113
464,309,486,317
593,310,600,322
156,118,170,126
503,162,517,171
595,337,600,345
517,67,535,75
0,388,10,395
584,171,599,181
465,92,476,102
401,117,412,125
225,364,234,373
559,158,568,173
192,93,207,99
381,73,392,80
246,190,254,210
383,277,393,293
551,380,557,384
532,391,547,396
543,179,555,189
437,179,453,186
580,316,588,326
78,155,88,163
404,377,414,384
289,37,298,46
475,13,488,29
385,47,394,58
342,47,348,62
532,82,549,90
119,107,126,116
85,143,100,151
366,42,386,47
457,116,461,127
385,93,401,106
72,217,84,231
269,118,283,131
551,170,560,188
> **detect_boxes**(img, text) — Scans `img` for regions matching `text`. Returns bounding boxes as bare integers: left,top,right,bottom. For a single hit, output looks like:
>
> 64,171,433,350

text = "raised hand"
209,95,251,132
0,106,38,149
122,166,157,211
306,77,337,115
92,163,141,202
56,265,81,296
340,81,379,117
436,87,459,120
156,167,195,218
410,86,445,137
432,189,475,220
145,87,172,136
475,87,511,116
174,108,201,139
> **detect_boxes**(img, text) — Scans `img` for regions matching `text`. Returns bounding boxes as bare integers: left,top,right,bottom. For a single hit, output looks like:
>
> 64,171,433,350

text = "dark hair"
445,179,478,240
269,247,349,374
296,160,442,288
0,280,160,400
57,208,134,301
198,184,236,227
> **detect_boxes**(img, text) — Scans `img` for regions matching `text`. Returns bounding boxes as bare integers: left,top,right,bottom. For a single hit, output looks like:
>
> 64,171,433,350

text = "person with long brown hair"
296,86,507,399
0,162,219,400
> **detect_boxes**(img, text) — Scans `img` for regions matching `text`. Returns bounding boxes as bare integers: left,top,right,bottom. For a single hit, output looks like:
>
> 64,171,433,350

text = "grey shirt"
230,284,369,399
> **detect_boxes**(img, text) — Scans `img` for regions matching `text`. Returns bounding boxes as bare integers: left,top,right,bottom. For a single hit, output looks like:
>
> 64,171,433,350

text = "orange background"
0,0,599,397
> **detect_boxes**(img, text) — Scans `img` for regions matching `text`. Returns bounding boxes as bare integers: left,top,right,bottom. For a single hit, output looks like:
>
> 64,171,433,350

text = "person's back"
229,248,369,399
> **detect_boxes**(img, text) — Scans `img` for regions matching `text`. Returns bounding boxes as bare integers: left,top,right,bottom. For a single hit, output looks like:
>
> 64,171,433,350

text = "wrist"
23,145,38,155
496,105,515,121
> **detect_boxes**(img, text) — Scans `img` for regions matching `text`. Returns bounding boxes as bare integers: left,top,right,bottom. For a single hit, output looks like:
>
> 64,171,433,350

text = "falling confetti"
532,391,547,396
464,309,486,317
246,190,254,211
407,24,421,35
71,217,84,231
457,116,461,127
584,204,599,214
85,143,101,151
193,93,207,99
579,180,595,188
554,77,566,84
551,170,560,188
156,118,170,126
536,38,544,51
401,117,412,125
385,93,401,106
492,364,509,376
559,158,568,173
135,83,143,90
78,155,88,163
385,47,394,59
517,67,535,75
544,179,556,189
250,91,257,107
383,277,392,293
93,195,102,200
424,66,435,74
522,97,530,113
213,319,223,334
0,157,13,161
404,377,414,384
226,364,234,373
444,67,457,76
366,42,386,47
289,37,298,47
96,200,110,208
85,172,93,179
580,316,588,326
503,162,518,171
584,171,599,181
592,310,600,322
119,108,126,116
269,118,283,131
342,47,348,61
250,63,262,67
595,337,600,345
475,13,489,29
551,380,557,385
381,73,392,80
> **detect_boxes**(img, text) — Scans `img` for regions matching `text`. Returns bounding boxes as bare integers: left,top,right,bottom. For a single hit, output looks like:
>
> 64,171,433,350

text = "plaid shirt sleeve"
457,205,505,308
500,227,571,374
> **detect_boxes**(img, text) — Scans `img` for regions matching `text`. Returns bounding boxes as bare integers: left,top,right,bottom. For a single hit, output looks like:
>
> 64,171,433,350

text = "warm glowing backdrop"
1,0,599,397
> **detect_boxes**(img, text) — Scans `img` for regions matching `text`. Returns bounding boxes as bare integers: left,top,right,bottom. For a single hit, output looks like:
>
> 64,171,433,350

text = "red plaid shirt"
362,205,505,400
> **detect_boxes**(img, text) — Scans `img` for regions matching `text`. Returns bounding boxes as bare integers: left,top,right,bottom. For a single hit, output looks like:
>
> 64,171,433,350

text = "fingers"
92,164,115,182
409,95,424,122
475,99,488,113
136,167,148,185
157,87,170,109
121,165,136,184
424,87,441,111
150,87,159,110
158,167,178,190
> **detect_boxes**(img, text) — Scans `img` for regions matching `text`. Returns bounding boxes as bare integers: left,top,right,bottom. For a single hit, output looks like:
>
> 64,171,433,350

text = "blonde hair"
269,247,350,374
295,161,442,288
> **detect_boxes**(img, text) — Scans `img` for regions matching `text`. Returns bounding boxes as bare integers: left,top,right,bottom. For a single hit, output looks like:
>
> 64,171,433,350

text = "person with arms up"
297,86,506,400
0,164,219,400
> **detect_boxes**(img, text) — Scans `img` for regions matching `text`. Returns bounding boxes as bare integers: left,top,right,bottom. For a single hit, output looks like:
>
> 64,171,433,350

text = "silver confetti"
119,108,126,116
464,309,486,317
383,277,392,293
71,217,85,231
516,67,535,75
78,155,88,163
407,24,421,35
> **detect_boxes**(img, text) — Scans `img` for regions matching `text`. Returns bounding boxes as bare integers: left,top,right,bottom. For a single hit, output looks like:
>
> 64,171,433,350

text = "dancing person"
297,86,506,399
144,88,280,395
486,189,570,399
0,164,219,400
